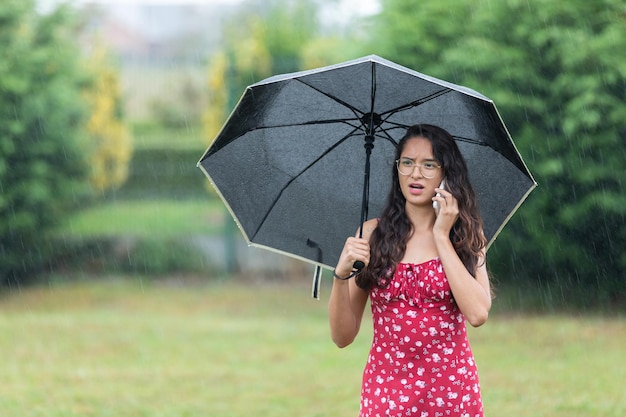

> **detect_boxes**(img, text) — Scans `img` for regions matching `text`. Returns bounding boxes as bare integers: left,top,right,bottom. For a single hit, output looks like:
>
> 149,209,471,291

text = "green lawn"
1,278,624,417
56,200,226,239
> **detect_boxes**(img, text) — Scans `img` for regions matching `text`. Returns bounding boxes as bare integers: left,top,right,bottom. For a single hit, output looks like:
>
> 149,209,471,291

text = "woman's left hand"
432,187,459,236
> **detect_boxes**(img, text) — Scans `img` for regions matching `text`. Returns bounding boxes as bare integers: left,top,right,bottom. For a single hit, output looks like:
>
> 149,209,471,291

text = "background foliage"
0,1,88,282
83,41,133,193
0,1,135,283
1,0,624,307
369,0,626,305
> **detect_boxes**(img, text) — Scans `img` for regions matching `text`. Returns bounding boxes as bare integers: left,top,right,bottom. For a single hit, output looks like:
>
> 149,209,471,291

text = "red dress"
360,258,484,417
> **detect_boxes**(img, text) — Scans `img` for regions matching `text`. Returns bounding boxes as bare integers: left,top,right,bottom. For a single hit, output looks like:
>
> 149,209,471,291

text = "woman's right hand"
335,235,371,278
329,231,372,347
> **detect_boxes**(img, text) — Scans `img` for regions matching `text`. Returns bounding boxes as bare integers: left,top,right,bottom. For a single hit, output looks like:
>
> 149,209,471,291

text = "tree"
370,0,626,305
83,41,132,193
204,0,373,139
0,1,89,283
202,0,331,273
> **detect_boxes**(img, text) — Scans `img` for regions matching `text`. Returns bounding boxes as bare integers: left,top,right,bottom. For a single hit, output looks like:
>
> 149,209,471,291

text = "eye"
400,158,414,167
423,161,439,169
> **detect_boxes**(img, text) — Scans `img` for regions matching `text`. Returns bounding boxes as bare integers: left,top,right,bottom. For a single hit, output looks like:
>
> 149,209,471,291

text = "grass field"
0,277,624,417
56,200,225,239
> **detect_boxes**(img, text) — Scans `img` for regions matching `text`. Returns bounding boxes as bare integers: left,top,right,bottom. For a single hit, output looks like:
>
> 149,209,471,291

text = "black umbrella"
198,55,536,296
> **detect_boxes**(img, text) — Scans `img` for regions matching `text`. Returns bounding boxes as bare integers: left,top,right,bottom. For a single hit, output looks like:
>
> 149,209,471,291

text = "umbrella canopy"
198,54,536,273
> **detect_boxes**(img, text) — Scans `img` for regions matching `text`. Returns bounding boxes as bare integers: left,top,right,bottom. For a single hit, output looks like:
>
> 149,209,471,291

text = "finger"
347,237,370,249
435,189,448,199
345,245,370,262
343,242,370,267
432,194,446,206
439,190,456,202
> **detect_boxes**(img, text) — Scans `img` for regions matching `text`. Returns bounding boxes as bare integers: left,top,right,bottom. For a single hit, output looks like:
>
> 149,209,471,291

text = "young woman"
328,124,491,417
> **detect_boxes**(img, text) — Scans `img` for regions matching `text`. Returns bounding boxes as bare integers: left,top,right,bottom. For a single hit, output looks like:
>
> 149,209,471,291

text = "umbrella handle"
353,260,365,270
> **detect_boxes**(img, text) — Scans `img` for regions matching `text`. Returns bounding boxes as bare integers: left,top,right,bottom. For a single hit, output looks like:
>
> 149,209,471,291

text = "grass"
0,277,624,417
56,199,226,239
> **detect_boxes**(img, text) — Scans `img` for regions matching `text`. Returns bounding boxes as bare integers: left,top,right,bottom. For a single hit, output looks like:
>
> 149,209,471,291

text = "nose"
409,164,423,178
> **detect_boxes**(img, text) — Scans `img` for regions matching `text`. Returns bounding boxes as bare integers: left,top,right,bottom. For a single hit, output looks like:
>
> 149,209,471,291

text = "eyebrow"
400,156,438,162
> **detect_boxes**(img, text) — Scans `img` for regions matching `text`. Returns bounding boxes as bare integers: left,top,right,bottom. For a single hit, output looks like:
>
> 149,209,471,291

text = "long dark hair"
356,124,486,290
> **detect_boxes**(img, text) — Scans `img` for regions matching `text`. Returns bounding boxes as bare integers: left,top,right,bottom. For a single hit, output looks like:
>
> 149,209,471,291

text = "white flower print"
361,259,483,416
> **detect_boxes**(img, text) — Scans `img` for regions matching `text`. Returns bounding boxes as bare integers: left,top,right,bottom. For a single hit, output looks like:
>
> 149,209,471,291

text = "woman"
328,124,491,417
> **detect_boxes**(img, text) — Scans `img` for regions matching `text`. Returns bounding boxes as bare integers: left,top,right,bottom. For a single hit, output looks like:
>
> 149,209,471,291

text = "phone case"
433,179,446,215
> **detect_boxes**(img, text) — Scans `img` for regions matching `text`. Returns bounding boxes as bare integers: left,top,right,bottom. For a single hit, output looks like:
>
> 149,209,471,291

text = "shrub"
0,2,89,283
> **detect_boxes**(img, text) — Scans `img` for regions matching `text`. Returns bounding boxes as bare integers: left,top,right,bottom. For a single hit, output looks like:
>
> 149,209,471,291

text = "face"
397,136,443,205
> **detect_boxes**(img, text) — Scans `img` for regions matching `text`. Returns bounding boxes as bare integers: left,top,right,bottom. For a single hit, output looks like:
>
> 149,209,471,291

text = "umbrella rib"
382,88,452,117
249,126,363,240
294,79,367,122
453,135,488,145
244,118,363,131
367,88,455,143
296,79,363,111
376,121,410,142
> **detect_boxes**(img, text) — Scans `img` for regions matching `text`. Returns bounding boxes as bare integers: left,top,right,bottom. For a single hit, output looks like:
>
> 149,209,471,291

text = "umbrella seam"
249,126,363,241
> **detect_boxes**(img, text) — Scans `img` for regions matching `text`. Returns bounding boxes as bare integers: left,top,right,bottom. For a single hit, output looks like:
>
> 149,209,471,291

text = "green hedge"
47,236,215,277
105,148,209,200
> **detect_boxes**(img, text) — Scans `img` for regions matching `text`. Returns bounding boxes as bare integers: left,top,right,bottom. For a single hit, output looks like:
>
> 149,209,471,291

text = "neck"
404,202,437,233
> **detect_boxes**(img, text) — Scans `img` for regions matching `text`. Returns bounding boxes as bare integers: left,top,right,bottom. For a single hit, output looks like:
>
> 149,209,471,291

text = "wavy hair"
356,124,486,290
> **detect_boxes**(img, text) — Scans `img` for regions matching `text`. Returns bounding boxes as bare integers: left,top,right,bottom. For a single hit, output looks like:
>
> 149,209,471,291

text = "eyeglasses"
396,158,441,178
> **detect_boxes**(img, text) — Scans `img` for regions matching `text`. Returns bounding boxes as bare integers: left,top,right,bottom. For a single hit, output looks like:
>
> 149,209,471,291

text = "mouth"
408,183,424,194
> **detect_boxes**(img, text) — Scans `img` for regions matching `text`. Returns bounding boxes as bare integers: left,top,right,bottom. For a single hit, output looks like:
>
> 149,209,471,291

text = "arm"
432,189,492,327
328,221,376,347
328,271,369,347
435,239,491,327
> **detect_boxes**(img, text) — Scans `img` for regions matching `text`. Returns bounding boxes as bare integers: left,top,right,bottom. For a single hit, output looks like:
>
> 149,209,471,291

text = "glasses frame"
395,158,442,179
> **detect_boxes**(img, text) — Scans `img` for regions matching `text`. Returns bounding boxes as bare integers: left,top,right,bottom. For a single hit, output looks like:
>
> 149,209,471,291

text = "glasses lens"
421,164,436,178
396,160,439,178
397,159,413,175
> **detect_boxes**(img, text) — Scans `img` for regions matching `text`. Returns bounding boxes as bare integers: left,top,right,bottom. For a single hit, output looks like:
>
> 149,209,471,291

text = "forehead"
400,137,434,158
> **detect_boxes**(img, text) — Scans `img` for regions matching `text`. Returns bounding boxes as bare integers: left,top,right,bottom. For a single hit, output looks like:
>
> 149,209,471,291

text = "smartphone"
433,179,446,215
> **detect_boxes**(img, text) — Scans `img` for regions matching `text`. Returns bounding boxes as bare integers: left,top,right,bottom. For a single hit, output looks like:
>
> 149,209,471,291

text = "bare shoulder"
358,218,380,240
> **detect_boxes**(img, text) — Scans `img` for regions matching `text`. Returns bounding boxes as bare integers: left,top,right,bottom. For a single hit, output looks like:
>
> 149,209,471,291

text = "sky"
36,0,382,47
39,0,381,17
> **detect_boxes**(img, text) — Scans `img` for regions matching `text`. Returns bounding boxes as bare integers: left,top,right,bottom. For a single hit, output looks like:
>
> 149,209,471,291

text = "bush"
0,2,89,283
107,148,208,200
122,238,211,275
46,237,214,277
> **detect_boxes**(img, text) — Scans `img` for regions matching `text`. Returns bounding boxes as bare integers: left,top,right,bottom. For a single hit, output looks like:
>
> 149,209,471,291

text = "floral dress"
360,258,484,417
